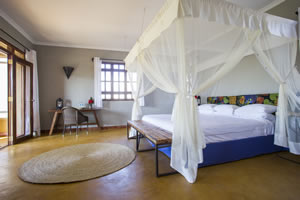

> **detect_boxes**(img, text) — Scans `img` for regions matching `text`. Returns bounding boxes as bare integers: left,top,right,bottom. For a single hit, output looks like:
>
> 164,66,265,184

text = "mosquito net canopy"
125,0,299,183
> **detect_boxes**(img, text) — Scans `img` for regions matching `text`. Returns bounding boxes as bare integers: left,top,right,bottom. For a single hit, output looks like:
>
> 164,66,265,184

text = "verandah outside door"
12,57,33,144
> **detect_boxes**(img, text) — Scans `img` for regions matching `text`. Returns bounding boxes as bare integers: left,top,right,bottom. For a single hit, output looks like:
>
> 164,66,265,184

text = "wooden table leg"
127,123,130,139
93,110,100,129
49,111,59,136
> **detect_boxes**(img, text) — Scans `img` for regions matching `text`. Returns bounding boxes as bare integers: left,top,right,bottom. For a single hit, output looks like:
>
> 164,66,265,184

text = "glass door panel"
0,51,8,148
25,66,32,136
16,62,25,137
13,58,33,143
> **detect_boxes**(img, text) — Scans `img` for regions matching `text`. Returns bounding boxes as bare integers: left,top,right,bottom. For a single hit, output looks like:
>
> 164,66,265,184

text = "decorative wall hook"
63,66,74,79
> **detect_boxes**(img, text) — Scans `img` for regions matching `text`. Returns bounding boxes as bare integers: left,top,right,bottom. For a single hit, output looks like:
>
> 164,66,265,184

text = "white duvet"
142,112,275,144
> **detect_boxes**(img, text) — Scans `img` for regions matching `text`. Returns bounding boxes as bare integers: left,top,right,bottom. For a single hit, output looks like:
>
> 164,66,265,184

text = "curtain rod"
91,57,124,62
0,28,30,51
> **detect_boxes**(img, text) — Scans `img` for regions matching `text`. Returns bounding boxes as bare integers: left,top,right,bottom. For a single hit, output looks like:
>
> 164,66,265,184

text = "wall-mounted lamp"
63,66,74,79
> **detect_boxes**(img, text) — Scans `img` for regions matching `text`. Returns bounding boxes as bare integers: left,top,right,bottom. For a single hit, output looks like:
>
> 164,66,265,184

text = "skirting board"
101,125,127,130
41,125,126,135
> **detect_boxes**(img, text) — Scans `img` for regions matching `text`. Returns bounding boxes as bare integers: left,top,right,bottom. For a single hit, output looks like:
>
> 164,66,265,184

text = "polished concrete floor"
0,128,300,200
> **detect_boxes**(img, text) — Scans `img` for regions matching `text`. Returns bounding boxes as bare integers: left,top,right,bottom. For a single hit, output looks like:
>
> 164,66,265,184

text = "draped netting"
127,68,156,137
125,0,299,183
253,33,300,154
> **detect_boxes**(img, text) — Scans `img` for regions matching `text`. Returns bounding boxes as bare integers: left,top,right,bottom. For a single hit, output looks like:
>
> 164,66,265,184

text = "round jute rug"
18,143,135,184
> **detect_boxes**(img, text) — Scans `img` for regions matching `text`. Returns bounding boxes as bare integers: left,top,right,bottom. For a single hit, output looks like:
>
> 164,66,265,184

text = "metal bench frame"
127,121,177,177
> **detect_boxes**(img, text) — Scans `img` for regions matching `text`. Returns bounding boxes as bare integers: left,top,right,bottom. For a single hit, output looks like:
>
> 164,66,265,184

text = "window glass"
113,64,119,69
120,82,125,92
113,72,119,81
101,82,105,91
119,64,125,70
119,72,125,81
100,62,133,100
113,82,119,92
113,94,119,99
106,71,111,81
106,82,111,91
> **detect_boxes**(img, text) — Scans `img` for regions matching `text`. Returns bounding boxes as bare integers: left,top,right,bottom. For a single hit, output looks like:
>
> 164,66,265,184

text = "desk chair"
62,107,89,135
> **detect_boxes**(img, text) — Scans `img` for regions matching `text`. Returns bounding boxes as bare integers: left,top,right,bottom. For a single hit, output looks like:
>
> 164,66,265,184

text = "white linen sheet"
142,113,275,144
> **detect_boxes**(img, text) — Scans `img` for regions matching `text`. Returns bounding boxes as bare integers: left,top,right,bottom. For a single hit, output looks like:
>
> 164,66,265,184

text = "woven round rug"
18,143,135,184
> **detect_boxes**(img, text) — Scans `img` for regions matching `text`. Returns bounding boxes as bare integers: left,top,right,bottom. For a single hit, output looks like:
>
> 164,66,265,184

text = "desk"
48,108,101,136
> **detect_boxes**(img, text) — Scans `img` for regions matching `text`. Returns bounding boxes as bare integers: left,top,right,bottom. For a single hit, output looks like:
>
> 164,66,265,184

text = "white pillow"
198,104,216,114
235,112,276,122
235,104,277,115
214,104,239,116
198,109,215,114
198,104,216,110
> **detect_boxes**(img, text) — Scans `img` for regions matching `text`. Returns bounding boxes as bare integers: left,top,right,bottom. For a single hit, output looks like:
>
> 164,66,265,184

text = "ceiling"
0,0,285,52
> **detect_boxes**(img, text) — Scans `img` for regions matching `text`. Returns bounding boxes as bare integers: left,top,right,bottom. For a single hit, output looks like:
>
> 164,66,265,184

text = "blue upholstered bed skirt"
157,135,285,167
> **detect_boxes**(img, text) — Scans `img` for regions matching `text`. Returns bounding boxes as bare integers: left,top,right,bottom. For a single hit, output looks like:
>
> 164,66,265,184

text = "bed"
140,94,285,168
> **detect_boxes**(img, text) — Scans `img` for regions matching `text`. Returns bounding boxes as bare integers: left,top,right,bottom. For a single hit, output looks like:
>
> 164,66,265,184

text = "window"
101,62,136,100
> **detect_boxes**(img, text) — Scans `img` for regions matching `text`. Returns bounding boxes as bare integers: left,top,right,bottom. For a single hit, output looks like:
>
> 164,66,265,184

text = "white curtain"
128,68,156,137
125,0,298,183
253,33,299,154
25,50,40,136
94,57,103,108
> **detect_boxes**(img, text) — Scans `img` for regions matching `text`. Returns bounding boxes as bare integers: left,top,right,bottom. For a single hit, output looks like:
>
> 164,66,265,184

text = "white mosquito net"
125,0,299,183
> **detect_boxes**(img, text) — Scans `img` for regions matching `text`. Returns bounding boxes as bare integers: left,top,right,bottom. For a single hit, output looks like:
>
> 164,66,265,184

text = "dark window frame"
0,37,25,59
101,61,133,101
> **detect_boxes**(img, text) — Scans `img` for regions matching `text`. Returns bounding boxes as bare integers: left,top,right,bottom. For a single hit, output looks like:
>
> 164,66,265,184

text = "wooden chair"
62,107,89,135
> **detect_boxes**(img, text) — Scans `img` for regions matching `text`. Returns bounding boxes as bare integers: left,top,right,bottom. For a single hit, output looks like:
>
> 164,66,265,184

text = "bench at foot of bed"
127,120,177,177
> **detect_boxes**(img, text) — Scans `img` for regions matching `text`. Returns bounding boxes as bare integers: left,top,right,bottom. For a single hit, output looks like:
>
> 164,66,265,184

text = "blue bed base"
156,135,286,167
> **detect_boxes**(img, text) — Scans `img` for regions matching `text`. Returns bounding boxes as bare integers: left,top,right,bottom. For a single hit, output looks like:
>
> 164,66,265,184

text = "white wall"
100,88,175,127
36,45,175,130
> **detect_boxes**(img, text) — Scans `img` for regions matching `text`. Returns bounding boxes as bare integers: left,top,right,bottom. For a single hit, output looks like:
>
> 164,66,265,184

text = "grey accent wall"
0,16,34,51
36,45,174,130
267,0,299,21
143,89,175,114
200,55,279,103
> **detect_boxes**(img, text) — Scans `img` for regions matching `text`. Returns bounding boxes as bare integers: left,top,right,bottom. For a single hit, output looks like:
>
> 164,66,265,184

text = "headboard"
207,93,278,106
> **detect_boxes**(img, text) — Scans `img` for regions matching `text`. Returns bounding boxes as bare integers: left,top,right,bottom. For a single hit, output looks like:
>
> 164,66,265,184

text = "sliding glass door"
0,39,33,145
